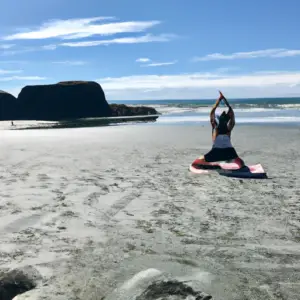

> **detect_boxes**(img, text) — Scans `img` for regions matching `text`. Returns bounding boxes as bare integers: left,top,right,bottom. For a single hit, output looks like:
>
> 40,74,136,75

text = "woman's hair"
217,111,230,131
219,111,230,122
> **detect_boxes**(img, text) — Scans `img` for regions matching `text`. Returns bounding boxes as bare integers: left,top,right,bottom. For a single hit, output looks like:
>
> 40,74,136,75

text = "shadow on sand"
10,115,160,130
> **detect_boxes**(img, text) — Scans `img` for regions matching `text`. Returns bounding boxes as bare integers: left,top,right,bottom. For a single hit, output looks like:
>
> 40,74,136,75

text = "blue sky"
1,0,300,100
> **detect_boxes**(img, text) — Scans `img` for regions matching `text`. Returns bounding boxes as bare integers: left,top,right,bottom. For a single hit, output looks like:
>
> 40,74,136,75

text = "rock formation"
17,81,111,121
0,81,159,122
0,90,18,121
110,103,159,117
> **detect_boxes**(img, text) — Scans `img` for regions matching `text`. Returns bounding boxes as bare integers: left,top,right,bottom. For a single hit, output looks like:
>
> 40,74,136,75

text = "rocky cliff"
0,82,159,122
0,90,18,121
17,81,111,121
110,103,159,116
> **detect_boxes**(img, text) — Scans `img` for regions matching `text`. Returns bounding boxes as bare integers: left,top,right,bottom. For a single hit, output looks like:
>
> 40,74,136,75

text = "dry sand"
0,123,299,299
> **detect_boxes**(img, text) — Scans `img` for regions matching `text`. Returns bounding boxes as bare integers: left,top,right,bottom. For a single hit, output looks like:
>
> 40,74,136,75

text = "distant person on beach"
203,91,245,166
11,121,14,126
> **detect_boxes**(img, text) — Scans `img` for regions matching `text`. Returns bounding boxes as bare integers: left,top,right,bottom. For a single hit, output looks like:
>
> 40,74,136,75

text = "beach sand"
0,124,299,299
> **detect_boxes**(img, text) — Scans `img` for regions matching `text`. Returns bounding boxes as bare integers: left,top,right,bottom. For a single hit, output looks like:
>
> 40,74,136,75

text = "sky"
1,0,300,100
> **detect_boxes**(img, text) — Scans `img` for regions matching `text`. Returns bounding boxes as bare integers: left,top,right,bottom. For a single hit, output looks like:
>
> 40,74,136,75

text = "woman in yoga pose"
202,91,245,167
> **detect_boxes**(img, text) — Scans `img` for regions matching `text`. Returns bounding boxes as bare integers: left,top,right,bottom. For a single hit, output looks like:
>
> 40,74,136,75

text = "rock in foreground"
135,280,212,300
103,268,213,300
0,266,42,300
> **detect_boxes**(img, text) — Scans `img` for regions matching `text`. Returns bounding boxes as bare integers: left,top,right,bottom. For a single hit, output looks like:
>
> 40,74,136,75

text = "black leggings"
204,147,238,162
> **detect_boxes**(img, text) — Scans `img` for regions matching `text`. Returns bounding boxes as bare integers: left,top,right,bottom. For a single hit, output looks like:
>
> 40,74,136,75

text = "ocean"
109,97,300,126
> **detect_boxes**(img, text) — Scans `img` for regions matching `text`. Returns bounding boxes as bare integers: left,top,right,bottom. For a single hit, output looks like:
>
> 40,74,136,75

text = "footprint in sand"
37,174,50,182
60,210,78,218
0,214,43,235
84,192,101,206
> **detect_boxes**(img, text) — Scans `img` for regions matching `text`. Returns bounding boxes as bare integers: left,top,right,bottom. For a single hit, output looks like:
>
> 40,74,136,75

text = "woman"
202,91,245,166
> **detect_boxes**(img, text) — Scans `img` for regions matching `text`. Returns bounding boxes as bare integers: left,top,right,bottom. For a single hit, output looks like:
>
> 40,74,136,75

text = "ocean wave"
151,106,197,115
157,116,300,124
278,104,300,109
130,102,300,116
152,105,281,115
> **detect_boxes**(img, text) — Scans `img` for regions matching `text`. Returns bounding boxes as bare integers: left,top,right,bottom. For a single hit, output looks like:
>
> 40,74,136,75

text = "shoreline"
0,115,160,130
1,118,300,131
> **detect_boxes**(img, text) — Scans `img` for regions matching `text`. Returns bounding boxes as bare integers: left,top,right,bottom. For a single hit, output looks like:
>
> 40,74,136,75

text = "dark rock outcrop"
0,82,159,123
110,104,159,117
17,81,111,121
0,266,42,300
0,90,18,121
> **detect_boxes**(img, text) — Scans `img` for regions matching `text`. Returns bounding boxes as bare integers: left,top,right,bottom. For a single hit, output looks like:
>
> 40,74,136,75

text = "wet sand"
0,124,299,299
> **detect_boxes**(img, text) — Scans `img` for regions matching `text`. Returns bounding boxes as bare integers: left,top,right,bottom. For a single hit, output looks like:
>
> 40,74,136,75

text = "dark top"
217,123,229,135
216,114,230,135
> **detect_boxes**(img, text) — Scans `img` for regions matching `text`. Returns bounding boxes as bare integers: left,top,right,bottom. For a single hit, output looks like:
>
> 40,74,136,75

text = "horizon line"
107,96,300,102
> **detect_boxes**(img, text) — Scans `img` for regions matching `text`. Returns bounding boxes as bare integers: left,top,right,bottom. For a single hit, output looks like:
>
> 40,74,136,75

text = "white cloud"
96,71,300,99
0,76,46,81
136,57,178,67
142,60,178,67
214,67,240,73
99,71,300,89
1,34,174,55
0,60,28,64
5,71,300,100
193,48,300,61
42,44,57,50
0,44,15,49
52,60,87,66
60,34,174,47
1,45,56,56
271,50,300,58
1,49,31,56
3,17,160,40
0,69,22,74
136,58,151,63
